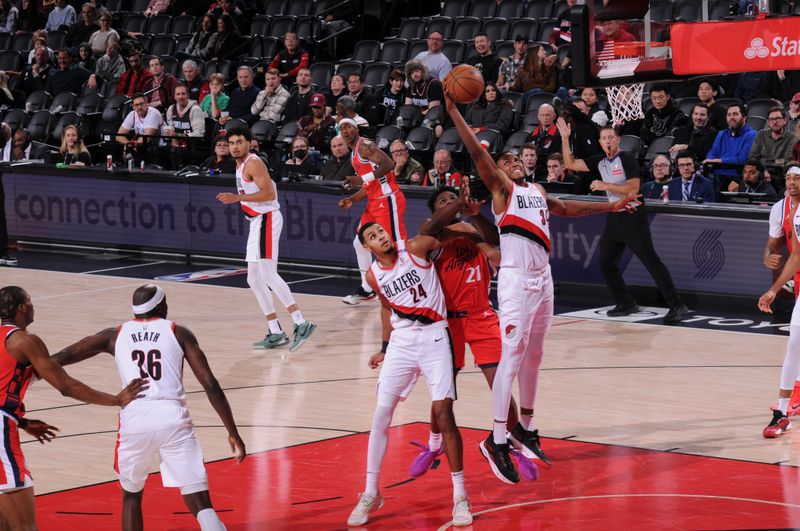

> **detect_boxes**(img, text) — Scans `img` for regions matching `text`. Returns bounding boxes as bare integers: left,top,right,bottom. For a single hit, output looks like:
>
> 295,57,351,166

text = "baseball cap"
792,92,800,103
310,93,326,108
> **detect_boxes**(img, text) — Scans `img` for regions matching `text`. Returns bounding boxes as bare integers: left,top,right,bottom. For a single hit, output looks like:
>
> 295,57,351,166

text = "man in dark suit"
668,150,715,202
729,159,778,200
10,129,51,163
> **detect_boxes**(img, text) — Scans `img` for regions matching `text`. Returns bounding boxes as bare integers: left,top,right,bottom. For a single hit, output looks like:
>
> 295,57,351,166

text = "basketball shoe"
289,321,317,352
770,382,800,416
347,492,383,527
452,496,473,527
508,424,551,466
479,433,519,484
763,410,792,438
408,441,443,478
252,332,289,349
342,287,377,305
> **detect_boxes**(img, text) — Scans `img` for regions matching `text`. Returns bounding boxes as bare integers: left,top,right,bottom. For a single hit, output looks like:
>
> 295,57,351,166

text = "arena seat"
674,0,703,21
525,0,553,19
263,0,287,15
483,18,510,43
0,50,20,72
25,91,51,113
147,14,172,35
452,17,481,42
335,61,364,79
309,62,333,86
286,0,314,16
620,135,643,159
11,32,32,52
476,128,503,154
509,19,539,43
442,41,465,64
363,62,391,89
352,40,381,62
497,0,524,18
405,125,436,152
49,91,77,113
269,15,297,38
149,35,176,56
171,15,196,35
123,14,148,34
503,130,531,153
4,108,29,132
250,15,272,36
427,17,454,40
398,19,426,40
648,0,675,21
51,111,81,143
75,92,104,116
375,124,404,150
644,136,674,162
469,0,498,18
441,0,469,18
27,109,53,142
251,119,277,146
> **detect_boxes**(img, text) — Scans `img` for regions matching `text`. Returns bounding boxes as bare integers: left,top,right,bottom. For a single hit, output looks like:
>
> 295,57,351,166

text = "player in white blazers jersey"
347,186,482,528
760,166,800,438
216,126,317,352
445,91,640,484
52,285,246,531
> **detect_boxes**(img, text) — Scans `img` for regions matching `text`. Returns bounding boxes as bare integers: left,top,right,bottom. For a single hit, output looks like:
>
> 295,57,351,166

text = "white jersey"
115,318,186,406
493,182,551,271
370,240,446,329
236,153,279,217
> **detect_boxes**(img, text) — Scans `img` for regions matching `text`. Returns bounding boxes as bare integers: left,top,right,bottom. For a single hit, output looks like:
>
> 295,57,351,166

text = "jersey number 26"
131,349,162,380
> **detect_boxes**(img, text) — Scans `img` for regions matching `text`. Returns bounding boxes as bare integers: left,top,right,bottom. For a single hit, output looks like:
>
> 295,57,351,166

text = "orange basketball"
444,64,485,104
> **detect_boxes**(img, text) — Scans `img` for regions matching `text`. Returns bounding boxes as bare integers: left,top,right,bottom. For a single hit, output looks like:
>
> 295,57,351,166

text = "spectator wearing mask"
297,93,335,152
520,143,537,181
465,81,513,134
497,35,529,91
749,106,795,168
199,73,228,120
65,3,97,49
201,134,236,174
670,103,718,162
640,154,673,199
88,41,124,89
116,50,154,98
220,66,259,124
46,48,90,96
729,159,778,199
284,136,319,178
251,68,290,123
374,68,405,124
466,33,502,85
640,84,688,147
390,140,424,185
283,67,315,123
57,124,91,166
320,135,354,180
669,151,715,202
347,73,380,127
268,32,310,87
147,56,178,111
526,103,561,181
45,0,76,31
703,103,757,188
413,31,451,81
423,149,462,187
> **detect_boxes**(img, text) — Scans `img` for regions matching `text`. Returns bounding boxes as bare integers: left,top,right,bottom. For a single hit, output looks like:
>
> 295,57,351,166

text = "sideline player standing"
765,167,800,416
445,92,640,484
217,126,317,352
347,189,477,527
0,286,147,531
338,118,408,305
52,284,246,531
408,185,534,479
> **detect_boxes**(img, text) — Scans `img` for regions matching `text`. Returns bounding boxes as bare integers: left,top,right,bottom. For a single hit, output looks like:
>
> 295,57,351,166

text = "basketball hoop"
606,83,645,126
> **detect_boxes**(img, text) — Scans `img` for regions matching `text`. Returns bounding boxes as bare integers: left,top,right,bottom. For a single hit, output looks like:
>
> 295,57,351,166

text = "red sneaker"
764,410,792,438
770,382,800,416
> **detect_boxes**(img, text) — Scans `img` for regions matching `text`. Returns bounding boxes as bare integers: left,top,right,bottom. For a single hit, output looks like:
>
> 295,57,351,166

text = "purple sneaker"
408,441,444,478
510,448,540,481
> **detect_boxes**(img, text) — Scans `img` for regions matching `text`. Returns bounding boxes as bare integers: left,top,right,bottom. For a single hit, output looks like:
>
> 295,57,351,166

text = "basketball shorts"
246,210,282,262
115,402,206,493
0,414,32,493
378,321,456,402
791,293,800,327
448,308,502,369
359,193,407,242
497,266,554,351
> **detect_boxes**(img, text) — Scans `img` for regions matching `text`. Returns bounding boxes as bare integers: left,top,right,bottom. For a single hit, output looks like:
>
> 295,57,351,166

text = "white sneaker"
452,496,473,527
342,287,377,305
347,492,383,526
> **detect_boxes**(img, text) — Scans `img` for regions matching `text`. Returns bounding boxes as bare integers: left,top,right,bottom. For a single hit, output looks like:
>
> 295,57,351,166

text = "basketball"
444,64,485,104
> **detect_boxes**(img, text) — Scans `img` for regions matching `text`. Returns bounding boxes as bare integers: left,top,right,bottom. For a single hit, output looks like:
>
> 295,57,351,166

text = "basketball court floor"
6,249,800,530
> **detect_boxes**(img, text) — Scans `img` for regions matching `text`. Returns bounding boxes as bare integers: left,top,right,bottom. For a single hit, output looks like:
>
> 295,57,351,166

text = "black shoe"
606,303,639,317
0,253,17,267
508,424,551,466
341,286,377,305
479,433,519,484
663,304,688,324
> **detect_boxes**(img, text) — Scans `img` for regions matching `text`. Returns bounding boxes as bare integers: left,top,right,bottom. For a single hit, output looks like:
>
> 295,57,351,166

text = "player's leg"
183,490,226,531
0,487,36,531
765,301,800,437
479,366,519,430
256,259,316,352
247,261,289,348
343,211,378,305
116,430,155,531
599,220,638,314
121,489,144,531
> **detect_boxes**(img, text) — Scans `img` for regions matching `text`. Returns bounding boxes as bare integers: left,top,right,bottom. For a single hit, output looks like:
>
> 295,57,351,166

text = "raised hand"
556,117,572,139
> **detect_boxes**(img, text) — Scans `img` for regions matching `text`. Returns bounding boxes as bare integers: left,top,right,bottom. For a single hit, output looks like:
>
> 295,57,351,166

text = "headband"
132,285,165,315
787,166,800,176
338,118,358,128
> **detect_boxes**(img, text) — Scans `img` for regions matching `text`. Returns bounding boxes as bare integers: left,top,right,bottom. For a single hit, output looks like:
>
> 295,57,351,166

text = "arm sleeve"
706,131,722,159
748,131,763,160
769,201,785,239
583,154,603,173
621,152,640,179
120,112,134,130
722,130,756,165
288,51,310,76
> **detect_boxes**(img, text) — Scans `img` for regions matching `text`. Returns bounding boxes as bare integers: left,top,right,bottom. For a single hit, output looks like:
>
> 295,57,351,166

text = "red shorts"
0,414,32,492
448,308,502,369
359,193,407,242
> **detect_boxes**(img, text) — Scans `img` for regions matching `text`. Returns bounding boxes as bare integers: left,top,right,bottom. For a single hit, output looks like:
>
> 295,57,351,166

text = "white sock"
268,319,283,335
196,508,226,531
520,413,535,432
428,432,442,452
493,421,507,445
365,471,380,496
290,310,306,326
779,398,790,415
451,470,466,500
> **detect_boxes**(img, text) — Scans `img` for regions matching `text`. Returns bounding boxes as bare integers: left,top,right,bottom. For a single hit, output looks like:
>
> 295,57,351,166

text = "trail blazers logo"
693,229,725,280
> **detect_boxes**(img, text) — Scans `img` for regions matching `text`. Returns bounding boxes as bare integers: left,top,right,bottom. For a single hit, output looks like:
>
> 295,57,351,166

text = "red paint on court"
35,423,800,530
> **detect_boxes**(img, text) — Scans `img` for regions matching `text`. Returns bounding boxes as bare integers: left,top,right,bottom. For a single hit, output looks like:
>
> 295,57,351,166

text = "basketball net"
606,83,645,126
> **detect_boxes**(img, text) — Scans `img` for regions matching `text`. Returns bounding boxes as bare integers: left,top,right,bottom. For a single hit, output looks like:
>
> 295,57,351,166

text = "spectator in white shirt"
413,31,451,81
46,0,76,31
116,92,164,165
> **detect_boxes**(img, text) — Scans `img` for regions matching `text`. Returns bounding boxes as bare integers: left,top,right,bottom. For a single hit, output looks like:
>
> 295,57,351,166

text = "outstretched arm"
420,177,470,236
51,327,117,367
543,184,640,217
557,118,590,173
176,325,246,463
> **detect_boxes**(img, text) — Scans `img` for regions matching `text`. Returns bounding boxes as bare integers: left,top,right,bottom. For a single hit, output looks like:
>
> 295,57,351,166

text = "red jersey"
434,236,492,313
781,198,800,298
351,137,401,202
0,326,32,419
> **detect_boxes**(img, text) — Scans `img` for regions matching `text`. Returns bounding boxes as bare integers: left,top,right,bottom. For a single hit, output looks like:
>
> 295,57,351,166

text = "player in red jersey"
0,286,146,530
407,184,536,480
338,119,408,305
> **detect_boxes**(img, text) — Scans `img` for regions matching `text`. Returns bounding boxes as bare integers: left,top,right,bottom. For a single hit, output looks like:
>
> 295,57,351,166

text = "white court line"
286,275,336,285
437,493,800,530
32,282,144,301
79,260,168,275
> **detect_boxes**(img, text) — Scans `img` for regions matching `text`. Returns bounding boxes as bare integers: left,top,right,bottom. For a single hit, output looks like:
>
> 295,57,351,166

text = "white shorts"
246,210,282,262
791,296,800,326
0,414,32,493
379,322,456,403
497,266,554,349
115,402,207,493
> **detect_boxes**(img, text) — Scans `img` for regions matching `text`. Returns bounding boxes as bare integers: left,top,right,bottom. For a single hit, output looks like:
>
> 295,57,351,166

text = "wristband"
381,341,389,353
362,172,376,184
17,417,28,429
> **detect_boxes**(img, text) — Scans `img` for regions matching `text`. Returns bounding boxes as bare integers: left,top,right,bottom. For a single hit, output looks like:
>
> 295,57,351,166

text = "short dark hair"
131,92,146,103
768,106,787,119
348,72,363,83
727,102,747,116
0,286,27,320
388,68,405,82
226,125,252,141
547,152,564,163
599,125,617,135
212,134,227,146
519,142,536,154
675,150,696,164
650,83,670,95
427,186,459,213
57,47,72,57
744,159,764,172
357,221,379,244
691,102,709,114
475,32,489,40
